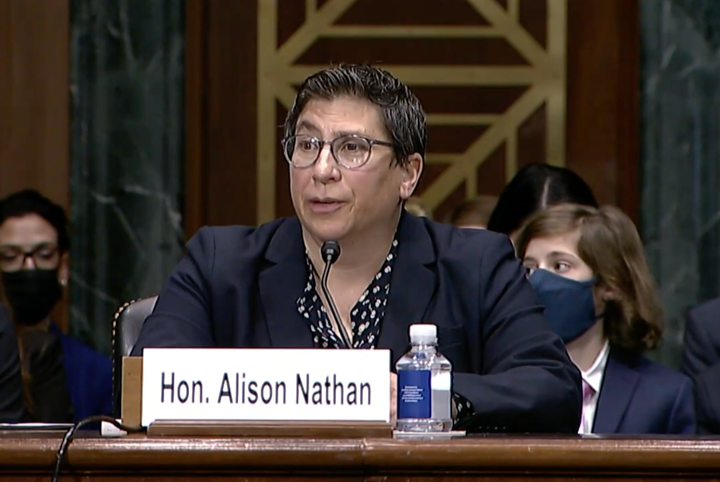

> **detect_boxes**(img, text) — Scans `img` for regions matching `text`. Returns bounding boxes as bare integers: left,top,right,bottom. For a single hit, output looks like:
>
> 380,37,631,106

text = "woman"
131,64,583,433
487,163,597,240
516,204,695,434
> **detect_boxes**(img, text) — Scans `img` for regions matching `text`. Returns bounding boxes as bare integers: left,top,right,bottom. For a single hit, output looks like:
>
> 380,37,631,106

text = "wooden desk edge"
1,436,720,474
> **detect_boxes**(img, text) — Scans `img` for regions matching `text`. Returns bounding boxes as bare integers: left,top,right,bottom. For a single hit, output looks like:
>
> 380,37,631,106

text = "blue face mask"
528,269,598,344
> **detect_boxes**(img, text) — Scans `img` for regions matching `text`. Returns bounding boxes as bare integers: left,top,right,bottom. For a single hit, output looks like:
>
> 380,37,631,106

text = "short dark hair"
0,189,70,253
486,163,598,235
283,64,427,165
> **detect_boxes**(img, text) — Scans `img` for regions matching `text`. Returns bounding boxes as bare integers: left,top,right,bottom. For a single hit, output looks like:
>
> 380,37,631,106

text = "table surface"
2,431,720,480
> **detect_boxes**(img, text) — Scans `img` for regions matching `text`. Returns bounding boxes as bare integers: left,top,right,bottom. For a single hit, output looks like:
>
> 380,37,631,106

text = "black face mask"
1,269,62,326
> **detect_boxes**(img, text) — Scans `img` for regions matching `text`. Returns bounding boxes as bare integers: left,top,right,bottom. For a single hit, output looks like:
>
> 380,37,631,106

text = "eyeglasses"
0,245,59,272
282,134,395,170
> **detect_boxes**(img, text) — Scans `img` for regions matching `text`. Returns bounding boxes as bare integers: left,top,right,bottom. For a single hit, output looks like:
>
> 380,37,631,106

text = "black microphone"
320,241,353,349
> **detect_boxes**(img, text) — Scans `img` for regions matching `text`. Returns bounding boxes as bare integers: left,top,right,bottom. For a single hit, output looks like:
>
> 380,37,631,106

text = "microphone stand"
320,241,354,349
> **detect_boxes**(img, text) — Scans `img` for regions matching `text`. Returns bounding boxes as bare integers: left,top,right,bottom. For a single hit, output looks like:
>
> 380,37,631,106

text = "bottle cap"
409,324,437,344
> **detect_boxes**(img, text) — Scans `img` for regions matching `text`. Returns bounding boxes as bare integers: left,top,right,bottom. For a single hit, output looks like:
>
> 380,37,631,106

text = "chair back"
111,296,158,408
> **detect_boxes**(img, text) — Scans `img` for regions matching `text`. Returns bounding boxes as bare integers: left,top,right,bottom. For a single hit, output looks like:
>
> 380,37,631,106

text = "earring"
61,279,68,287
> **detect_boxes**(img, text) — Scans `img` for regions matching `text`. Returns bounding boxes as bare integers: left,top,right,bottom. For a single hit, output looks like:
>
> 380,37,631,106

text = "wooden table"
2,431,720,480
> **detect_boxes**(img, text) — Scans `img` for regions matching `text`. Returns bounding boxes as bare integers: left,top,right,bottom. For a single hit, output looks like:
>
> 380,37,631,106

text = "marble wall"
69,0,185,354
640,0,720,367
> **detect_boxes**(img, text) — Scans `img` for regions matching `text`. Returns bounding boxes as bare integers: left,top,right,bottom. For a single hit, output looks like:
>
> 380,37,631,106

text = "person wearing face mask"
516,203,695,434
0,189,113,422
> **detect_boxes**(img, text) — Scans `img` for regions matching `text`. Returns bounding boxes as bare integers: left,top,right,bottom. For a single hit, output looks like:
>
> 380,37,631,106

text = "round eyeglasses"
282,134,395,170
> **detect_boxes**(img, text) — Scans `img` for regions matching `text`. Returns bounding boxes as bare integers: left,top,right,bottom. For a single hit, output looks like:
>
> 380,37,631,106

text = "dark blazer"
682,297,720,434
132,212,582,433
0,305,24,422
594,350,695,434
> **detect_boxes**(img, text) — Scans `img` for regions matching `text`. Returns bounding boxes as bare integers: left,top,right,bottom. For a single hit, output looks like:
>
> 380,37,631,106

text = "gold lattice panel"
257,0,567,222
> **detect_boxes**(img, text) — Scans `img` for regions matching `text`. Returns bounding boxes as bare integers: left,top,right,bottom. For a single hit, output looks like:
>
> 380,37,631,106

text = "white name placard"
141,348,390,427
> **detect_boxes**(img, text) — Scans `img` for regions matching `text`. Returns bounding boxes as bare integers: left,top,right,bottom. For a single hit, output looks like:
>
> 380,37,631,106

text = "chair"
111,296,158,411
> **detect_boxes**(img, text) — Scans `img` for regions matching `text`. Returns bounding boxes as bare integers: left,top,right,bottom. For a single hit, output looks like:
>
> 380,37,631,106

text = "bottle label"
431,371,451,420
397,370,431,419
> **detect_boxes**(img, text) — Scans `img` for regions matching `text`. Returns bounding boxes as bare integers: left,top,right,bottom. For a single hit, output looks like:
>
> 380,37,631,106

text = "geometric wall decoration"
257,0,566,221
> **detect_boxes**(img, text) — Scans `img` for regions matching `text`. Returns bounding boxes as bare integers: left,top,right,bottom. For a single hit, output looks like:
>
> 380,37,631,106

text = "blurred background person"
446,195,498,229
682,299,720,434
516,204,695,434
404,196,431,218
0,190,112,422
487,163,598,241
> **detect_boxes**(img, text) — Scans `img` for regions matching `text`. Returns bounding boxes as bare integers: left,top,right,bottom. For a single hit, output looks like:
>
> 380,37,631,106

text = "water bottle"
396,324,452,432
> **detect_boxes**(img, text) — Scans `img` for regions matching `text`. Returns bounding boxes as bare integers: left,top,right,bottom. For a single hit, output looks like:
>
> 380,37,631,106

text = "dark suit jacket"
132,212,582,433
594,350,695,434
0,305,24,422
682,297,720,434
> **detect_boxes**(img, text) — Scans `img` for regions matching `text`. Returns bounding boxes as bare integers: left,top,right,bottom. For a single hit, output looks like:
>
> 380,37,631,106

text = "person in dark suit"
682,298,720,434
517,204,696,434
0,304,24,422
131,64,582,433
0,190,113,422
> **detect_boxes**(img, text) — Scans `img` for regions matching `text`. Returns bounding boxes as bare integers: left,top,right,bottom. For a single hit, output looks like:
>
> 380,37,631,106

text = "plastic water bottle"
396,324,452,432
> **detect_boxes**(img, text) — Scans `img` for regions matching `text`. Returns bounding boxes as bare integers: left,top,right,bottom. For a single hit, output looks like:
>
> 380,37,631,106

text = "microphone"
320,241,353,349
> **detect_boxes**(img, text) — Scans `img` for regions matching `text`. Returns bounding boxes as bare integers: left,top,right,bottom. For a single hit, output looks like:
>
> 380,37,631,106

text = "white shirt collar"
581,340,610,394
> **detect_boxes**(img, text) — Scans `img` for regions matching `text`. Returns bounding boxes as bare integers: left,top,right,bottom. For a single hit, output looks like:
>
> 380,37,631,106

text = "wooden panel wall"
186,0,639,233
185,0,259,236
566,0,639,219
0,0,70,330
0,0,70,208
